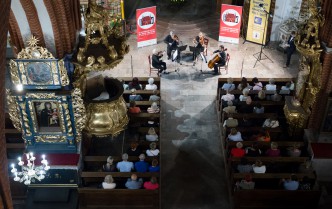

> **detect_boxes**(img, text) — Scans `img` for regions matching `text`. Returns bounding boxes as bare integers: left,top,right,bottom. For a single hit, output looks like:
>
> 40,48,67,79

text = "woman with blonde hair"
239,89,251,102
102,175,116,189
146,127,159,141
146,142,160,156
103,156,116,172
147,102,160,113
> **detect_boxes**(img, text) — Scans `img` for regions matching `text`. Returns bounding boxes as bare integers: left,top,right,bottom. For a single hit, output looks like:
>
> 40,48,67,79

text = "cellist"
211,45,226,75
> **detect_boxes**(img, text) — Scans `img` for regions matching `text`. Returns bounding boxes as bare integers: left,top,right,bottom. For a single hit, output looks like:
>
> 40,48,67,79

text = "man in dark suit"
284,31,296,68
163,31,175,60
151,49,168,74
212,45,227,75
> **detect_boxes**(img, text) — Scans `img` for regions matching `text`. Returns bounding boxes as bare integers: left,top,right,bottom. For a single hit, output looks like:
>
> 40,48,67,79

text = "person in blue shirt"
282,174,299,190
148,159,160,172
125,174,143,189
116,153,134,172
135,154,149,172
222,77,235,91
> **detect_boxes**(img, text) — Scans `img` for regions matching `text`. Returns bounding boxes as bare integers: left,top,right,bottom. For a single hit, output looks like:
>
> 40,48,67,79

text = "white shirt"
222,83,235,91
265,84,277,91
262,119,279,128
146,149,160,156
253,165,266,173
102,182,116,189
239,95,249,102
253,82,263,91
145,84,158,90
228,132,243,141
116,161,134,172
221,93,235,102
146,134,159,141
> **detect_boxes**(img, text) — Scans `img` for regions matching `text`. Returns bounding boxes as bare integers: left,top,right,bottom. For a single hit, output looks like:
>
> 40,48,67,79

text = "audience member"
281,82,293,91
239,98,253,113
135,154,149,172
146,127,159,141
223,113,239,128
281,174,299,190
266,142,281,157
252,77,263,90
237,157,253,173
121,79,129,90
287,144,302,157
221,89,235,102
265,78,277,90
223,101,237,114
128,77,142,90
145,77,158,90
149,90,160,101
270,93,282,101
146,142,160,156
102,175,116,189
129,89,143,101
116,153,134,172
222,77,236,91
237,77,252,91
149,159,160,172
262,117,280,128
253,103,264,114
147,102,160,113
239,115,253,127
144,176,159,190
252,159,266,173
245,142,262,157
129,101,141,114
255,90,266,100
252,130,270,142
125,174,143,189
231,142,245,157
299,176,311,190
145,118,160,127
103,156,116,172
127,142,142,156
239,89,251,102
228,128,243,141
236,174,255,190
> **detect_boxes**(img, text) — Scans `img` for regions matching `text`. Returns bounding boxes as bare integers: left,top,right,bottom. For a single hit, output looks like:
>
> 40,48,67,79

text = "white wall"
270,0,302,41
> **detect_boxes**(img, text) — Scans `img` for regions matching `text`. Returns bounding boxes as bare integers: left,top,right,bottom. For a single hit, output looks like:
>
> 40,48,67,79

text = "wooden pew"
225,126,282,133
84,156,159,163
226,141,304,148
232,172,316,180
81,172,159,178
229,156,309,163
78,188,159,209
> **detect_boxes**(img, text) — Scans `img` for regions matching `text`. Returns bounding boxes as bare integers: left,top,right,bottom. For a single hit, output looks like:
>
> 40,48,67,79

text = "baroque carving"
71,88,87,141
6,89,22,132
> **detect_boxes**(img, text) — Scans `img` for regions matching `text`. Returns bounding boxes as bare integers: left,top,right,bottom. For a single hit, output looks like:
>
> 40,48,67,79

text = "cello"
208,55,220,69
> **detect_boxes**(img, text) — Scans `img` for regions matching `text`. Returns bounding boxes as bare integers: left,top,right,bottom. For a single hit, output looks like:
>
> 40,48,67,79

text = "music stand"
253,5,273,68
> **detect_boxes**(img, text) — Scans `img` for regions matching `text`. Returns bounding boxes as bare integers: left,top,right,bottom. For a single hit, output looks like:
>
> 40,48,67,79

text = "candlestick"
121,0,125,20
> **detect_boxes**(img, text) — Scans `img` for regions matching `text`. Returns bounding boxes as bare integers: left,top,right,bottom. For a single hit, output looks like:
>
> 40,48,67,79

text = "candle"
121,0,125,20
26,153,30,159
11,164,15,168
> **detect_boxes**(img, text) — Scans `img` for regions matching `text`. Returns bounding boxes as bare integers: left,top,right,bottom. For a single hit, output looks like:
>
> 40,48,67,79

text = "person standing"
284,31,296,68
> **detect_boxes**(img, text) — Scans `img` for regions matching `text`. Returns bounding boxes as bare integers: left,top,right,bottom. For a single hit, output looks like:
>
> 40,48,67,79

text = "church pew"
78,188,159,209
229,156,309,163
127,101,160,106
124,90,160,95
225,126,282,134
232,172,316,180
128,113,160,118
218,100,285,112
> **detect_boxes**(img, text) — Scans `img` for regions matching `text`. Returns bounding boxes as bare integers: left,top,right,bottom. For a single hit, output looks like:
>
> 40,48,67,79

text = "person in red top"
128,101,141,114
143,176,159,190
231,142,245,157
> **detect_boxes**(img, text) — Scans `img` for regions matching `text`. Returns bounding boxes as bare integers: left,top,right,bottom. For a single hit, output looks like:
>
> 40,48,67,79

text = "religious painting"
33,101,61,133
27,62,53,84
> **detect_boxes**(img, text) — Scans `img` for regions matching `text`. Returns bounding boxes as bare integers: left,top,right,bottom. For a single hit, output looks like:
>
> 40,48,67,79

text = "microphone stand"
253,7,273,68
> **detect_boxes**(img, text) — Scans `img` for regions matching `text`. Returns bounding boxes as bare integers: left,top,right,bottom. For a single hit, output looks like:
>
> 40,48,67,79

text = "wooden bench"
84,156,159,163
232,172,316,180
128,113,160,118
229,157,309,163
81,172,159,178
225,126,282,134
78,188,159,209
226,141,304,148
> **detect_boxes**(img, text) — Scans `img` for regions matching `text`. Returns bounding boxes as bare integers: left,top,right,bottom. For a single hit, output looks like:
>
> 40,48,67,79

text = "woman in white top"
239,89,251,102
102,175,116,189
146,127,159,141
252,160,266,173
228,128,243,141
146,142,160,156
265,78,277,91
262,118,279,128
147,102,160,113
145,78,158,90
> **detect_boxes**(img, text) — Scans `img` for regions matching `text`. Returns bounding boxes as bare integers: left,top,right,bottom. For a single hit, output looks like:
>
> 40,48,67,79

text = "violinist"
198,32,208,55
164,31,178,60
170,34,181,63
193,36,204,66
152,49,168,75
211,45,226,75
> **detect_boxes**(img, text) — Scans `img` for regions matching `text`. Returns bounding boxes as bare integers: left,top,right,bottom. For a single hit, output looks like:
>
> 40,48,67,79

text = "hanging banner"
246,0,271,45
219,4,242,44
136,6,157,48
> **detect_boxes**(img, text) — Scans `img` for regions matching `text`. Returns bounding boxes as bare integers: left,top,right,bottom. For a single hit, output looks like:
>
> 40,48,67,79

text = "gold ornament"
71,88,87,141
6,89,23,132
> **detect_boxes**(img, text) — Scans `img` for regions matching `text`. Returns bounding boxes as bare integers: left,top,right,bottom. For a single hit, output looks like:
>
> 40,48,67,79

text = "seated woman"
129,89,143,101
287,144,301,157
252,159,266,173
253,103,264,114
147,102,160,113
146,127,159,141
102,175,116,189
128,101,141,114
223,101,237,114
265,78,277,91
149,159,160,172
252,77,263,90
239,89,251,102
228,128,243,142
237,157,253,173
237,77,252,91
128,77,142,90
146,142,160,156
103,156,116,172
127,142,141,156
262,117,279,128
221,89,235,102
145,77,158,90
222,77,236,91
149,90,160,101
254,90,266,101
231,142,245,157
143,176,159,190
281,81,294,90
223,113,238,128
265,142,281,157
236,174,255,190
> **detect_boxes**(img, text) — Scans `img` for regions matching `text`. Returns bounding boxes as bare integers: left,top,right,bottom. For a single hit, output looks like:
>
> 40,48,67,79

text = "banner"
136,6,157,48
219,4,242,44
246,0,271,45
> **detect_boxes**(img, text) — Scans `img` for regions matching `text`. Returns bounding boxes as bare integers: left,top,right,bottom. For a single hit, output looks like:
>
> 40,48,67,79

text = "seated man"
126,142,141,156
265,78,277,91
223,113,238,128
128,101,141,114
135,154,149,172
222,77,235,91
116,153,134,172
212,45,226,75
152,49,168,74
223,101,237,114
129,89,143,101
125,174,143,189
149,90,160,101
281,174,299,190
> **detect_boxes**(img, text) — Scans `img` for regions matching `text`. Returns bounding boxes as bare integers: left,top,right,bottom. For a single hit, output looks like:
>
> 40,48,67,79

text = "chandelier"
11,153,50,185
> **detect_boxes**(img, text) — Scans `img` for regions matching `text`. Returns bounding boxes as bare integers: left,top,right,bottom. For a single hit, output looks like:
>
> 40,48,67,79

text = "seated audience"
245,142,262,157
281,81,294,90
222,77,236,91
252,77,263,90
228,128,243,142
236,174,255,190
103,156,116,172
287,144,302,157
265,78,277,90
127,142,142,156
223,113,238,128
149,159,160,172
253,103,264,114
128,101,141,114
239,89,251,102
149,90,160,101
252,130,270,142
135,154,149,172
231,142,245,157
129,89,143,101
146,142,160,156
102,175,116,189
116,153,134,172
221,89,235,102
128,77,142,90
254,90,266,101
237,77,252,91
145,118,160,127
223,101,237,114
281,174,299,190
147,102,160,113
239,115,253,127
299,176,311,190
237,157,253,173
262,117,280,128
121,79,129,90
239,99,253,113
125,174,143,189
146,127,159,141
144,176,159,190
270,93,282,101
252,159,266,173
145,77,158,90
265,142,281,157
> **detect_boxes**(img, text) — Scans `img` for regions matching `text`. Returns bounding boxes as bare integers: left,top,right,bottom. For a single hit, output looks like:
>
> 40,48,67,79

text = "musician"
211,45,226,75
198,32,208,55
152,49,168,74
164,31,177,60
284,31,296,68
193,36,204,66
170,34,181,63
